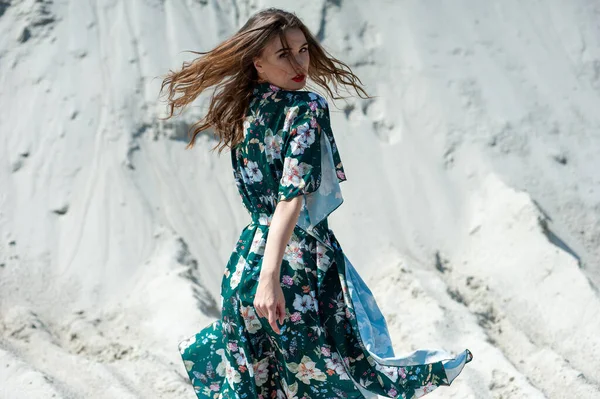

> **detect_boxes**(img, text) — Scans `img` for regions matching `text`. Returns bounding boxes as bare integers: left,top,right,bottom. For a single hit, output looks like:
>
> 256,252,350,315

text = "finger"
278,302,285,325
268,310,280,334
254,305,262,319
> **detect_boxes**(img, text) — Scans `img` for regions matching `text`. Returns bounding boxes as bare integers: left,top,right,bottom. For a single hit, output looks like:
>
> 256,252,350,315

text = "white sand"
1,0,599,398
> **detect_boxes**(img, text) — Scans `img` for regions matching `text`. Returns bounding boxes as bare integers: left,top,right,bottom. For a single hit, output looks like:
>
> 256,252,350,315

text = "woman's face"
253,28,310,91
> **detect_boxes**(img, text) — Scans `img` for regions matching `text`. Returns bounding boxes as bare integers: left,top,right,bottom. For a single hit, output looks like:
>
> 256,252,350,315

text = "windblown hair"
158,7,372,154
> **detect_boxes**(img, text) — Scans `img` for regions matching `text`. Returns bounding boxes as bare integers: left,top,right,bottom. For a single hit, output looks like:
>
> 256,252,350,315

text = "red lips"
292,74,305,82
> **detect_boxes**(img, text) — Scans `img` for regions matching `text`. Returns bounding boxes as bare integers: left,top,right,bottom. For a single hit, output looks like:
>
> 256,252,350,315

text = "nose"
291,55,307,74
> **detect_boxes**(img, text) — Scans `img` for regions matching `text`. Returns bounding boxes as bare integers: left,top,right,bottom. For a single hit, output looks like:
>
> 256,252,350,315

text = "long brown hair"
158,7,372,154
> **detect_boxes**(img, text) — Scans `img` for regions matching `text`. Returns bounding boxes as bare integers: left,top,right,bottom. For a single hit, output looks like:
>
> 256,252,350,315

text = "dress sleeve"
277,99,326,202
278,94,346,242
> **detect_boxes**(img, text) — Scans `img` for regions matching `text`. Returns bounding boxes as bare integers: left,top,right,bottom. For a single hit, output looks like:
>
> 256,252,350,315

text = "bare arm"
254,195,303,333
260,195,303,279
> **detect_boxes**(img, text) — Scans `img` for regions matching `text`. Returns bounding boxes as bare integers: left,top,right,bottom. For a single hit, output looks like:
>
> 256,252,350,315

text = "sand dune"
1,0,599,398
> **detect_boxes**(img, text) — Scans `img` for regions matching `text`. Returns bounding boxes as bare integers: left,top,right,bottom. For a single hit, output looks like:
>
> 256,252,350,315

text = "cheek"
278,59,297,73
271,57,289,71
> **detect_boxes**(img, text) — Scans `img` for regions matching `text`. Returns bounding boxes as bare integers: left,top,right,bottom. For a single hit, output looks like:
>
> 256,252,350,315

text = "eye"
279,46,308,58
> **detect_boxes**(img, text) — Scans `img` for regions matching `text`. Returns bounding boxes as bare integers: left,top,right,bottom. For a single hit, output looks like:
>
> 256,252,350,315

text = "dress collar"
252,81,283,97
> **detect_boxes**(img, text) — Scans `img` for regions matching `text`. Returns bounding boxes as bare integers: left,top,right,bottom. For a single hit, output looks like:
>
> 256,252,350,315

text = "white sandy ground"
1,0,599,398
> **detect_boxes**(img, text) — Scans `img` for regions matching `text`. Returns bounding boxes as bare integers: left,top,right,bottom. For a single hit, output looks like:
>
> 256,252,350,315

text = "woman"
160,7,473,399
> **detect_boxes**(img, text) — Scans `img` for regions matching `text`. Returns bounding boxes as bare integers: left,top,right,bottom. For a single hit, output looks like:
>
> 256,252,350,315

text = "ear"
253,56,262,73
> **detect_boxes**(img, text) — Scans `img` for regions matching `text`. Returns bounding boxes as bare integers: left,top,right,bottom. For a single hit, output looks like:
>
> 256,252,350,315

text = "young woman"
161,7,473,399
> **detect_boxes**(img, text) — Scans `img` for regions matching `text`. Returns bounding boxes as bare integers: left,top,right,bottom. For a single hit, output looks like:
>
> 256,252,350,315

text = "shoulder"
268,89,328,111
279,90,330,124
287,90,329,111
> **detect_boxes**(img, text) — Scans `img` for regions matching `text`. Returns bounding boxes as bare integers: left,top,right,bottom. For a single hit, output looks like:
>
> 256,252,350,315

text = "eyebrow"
275,42,309,54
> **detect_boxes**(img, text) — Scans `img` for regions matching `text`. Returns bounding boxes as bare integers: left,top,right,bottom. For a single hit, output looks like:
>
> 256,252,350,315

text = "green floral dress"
178,81,473,399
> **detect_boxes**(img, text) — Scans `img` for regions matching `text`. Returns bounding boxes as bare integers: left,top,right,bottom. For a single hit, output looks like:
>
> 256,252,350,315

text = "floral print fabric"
178,81,473,399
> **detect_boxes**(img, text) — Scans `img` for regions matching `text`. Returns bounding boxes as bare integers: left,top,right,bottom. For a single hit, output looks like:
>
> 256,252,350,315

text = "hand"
253,274,286,334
